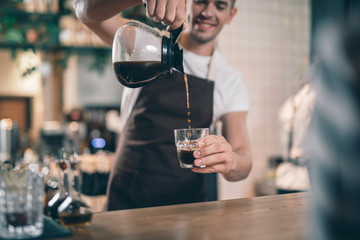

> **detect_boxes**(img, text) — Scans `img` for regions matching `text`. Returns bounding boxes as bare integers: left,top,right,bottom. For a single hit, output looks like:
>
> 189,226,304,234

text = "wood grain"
60,192,308,240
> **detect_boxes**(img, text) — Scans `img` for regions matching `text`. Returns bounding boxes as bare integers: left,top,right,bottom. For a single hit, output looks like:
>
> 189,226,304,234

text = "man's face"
189,0,237,44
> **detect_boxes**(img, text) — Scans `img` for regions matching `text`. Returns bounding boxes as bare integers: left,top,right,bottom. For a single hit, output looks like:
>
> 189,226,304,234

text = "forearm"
74,0,186,45
74,0,142,45
74,0,142,23
223,148,252,182
220,112,252,182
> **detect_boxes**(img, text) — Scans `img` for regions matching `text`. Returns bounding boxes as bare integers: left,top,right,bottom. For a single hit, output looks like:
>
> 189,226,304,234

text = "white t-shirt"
118,48,249,132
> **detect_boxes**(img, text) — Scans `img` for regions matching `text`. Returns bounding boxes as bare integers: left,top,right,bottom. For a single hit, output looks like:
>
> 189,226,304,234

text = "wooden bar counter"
64,192,308,240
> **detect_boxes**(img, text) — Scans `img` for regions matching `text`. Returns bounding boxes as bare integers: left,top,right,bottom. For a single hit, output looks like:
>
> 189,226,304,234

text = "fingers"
195,135,232,159
161,0,176,25
166,1,186,30
192,152,233,174
192,155,232,174
166,22,187,31
144,0,157,19
192,135,233,174
145,0,186,30
146,0,166,22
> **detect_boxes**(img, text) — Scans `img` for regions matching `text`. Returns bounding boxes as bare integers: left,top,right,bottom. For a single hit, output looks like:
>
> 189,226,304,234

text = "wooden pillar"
43,51,64,121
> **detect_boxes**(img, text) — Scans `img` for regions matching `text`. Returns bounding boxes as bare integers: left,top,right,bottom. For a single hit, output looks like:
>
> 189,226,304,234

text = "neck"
179,33,215,56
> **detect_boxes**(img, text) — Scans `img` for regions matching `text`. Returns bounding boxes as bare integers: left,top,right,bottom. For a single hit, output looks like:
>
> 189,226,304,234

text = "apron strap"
206,51,216,82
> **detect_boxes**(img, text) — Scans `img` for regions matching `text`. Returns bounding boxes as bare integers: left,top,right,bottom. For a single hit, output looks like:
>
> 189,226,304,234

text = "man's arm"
74,0,142,46
192,112,252,182
74,0,186,46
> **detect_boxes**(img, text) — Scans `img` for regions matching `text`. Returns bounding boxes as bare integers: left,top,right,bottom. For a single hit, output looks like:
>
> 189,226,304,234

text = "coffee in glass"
174,128,209,168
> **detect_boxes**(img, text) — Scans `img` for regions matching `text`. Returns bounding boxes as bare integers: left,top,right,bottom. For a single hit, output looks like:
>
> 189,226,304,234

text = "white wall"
217,0,310,199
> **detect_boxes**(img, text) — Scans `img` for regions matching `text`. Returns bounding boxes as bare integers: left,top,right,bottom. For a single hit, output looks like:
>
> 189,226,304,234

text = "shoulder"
212,50,249,113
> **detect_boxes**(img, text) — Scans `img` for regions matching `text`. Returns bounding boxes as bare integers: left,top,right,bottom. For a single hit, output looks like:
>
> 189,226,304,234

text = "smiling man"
74,0,252,210
184,0,237,54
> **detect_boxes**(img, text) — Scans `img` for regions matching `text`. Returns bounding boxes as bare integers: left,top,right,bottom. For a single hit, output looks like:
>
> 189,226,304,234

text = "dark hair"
231,0,236,9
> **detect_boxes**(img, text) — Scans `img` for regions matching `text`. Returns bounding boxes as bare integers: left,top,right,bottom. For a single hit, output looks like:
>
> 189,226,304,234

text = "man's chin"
190,32,216,44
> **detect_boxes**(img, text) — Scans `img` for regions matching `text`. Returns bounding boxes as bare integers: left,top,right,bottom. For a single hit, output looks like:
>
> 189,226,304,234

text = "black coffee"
113,61,162,87
177,149,196,165
184,73,191,130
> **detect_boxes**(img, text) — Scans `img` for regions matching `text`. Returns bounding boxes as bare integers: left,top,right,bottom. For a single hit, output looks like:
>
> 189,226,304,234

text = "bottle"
46,151,68,222
58,152,92,229
112,21,183,88
0,118,20,168
43,154,60,214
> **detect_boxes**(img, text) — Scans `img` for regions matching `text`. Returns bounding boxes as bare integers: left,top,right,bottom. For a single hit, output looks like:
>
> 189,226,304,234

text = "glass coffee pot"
112,21,183,88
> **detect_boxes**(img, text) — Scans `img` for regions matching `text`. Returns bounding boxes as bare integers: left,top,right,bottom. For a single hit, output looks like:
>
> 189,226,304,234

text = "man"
74,0,252,210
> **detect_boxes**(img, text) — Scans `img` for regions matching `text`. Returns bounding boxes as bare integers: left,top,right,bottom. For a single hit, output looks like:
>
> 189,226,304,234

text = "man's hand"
143,0,187,30
191,112,252,182
192,135,234,174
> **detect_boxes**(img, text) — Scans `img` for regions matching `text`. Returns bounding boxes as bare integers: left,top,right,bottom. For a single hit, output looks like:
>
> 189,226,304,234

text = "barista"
74,0,252,210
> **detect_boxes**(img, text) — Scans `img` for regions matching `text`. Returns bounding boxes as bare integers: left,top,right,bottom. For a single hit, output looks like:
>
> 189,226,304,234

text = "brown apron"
106,70,214,210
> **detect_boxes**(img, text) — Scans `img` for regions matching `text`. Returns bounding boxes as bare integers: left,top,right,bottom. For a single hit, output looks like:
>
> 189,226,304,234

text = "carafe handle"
170,24,183,44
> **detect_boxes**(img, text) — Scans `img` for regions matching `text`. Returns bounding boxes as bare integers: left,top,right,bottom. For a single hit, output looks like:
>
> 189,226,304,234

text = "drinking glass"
0,164,44,239
174,128,209,168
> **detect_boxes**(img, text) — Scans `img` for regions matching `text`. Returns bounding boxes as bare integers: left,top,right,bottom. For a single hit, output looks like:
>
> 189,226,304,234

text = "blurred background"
0,0,359,211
